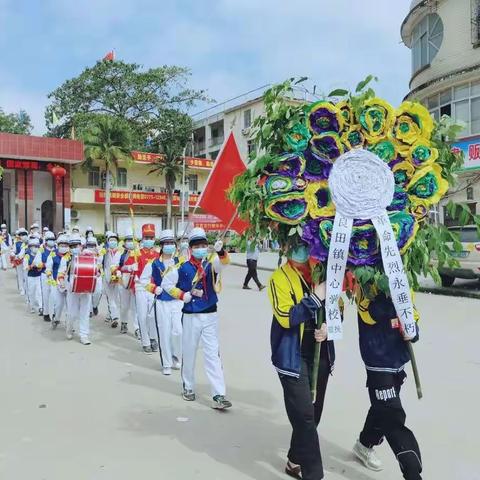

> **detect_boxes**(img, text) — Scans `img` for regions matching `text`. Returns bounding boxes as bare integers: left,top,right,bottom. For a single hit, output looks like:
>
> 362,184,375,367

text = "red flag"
197,132,249,234
103,51,115,61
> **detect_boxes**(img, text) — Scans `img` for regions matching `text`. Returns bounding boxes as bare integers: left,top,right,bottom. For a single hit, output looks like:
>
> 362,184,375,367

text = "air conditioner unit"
71,209,80,220
144,186,155,192
133,184,144,191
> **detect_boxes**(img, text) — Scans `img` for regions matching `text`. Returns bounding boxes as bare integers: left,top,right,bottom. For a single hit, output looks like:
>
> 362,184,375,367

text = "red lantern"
51,165,67,184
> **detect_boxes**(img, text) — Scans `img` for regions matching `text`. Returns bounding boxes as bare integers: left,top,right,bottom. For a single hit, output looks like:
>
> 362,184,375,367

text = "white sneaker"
80,337,91,345
172,360,181,370
353,439,383,471
66,329,74,340
162,367,172,376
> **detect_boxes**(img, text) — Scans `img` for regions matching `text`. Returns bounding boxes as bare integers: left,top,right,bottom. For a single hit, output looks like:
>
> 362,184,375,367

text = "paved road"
0,266,479,480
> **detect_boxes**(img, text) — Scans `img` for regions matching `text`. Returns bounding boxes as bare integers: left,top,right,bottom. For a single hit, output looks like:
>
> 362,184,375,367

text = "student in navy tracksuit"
162,227,232,410
354,290,422,480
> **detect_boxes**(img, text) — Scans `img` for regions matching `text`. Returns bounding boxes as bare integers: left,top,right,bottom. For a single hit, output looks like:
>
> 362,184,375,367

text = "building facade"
401,0,480,224
0,132,83,232
70,151,213,236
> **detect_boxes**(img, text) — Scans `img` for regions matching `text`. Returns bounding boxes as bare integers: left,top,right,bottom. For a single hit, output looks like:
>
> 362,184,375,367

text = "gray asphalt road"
0,265,478,480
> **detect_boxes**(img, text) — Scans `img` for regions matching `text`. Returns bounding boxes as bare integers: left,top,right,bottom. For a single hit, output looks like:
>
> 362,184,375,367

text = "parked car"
438,226,480,287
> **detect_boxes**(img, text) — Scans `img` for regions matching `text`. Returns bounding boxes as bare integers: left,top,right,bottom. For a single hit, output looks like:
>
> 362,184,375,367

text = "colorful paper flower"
407,164,449,206
342,125,366,149
336,100,354,131
408,140,439,168
392,161,415,188
305,180,336,218
307,101,344,135
358,98,395,143
264,175,306,196
266,153,306,178
389,211,418,253
265,193,308,225
368,139,398,163
349,220,381,266
387,185,409,212
310,132,344,160
302,217,333,262
393,101,434,153
410,204,429,222
303,149,332,180
284,124,311,152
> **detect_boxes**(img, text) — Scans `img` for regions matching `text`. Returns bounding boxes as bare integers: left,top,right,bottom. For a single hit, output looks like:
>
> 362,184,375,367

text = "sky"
0,0,413,134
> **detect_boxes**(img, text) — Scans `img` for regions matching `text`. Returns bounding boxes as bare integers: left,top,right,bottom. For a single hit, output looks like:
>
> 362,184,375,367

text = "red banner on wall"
94,190,199,206
131,151,213,169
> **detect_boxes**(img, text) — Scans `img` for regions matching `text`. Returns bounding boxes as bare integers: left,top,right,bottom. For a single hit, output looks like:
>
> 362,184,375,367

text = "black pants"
243,259,262,288
279,345,330,480
359,370,422,480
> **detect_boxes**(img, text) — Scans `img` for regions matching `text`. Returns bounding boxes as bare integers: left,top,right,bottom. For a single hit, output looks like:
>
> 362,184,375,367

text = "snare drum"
71,254,97,293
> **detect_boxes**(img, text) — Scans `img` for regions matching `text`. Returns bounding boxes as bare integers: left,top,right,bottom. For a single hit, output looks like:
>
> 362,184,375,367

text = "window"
472,0,480,45
210,150,220,160
247,140,256,156
188,174,198,192
117,168,127,188
244,109,252,129
88,167,100,187
427,82,480,136
411,14,443,73
467,186,474,201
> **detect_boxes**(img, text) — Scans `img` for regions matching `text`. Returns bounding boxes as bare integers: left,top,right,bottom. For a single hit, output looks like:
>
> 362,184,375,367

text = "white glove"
183,292,192,303
154,286,163,296
214,240,223,252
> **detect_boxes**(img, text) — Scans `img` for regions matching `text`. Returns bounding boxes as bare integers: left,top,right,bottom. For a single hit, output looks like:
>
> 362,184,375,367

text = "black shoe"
182,389,196,401
212,395,232,410
285,460,302,479
93,307,98,316
150,339,159,352
120,322,128,334
258,285,266,291
242,285,251,290
143,346,153,355
52,320,60,330
43,315,51,322
111,319,118,328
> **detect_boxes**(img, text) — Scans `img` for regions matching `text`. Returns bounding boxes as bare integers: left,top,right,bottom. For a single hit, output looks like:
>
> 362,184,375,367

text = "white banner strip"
325,214,353,340
372,213,417,339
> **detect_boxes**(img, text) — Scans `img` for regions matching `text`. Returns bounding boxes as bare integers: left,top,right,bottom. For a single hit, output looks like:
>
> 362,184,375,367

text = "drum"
71,254,97,293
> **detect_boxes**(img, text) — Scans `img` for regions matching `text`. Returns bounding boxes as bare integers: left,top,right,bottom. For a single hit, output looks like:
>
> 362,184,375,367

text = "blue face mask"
192,247,208,260
162,244,176,255
71,247,81,256
143,239,155,249
124,241,134,250
108,240,118,249
46,240,55,248
290,245,309,264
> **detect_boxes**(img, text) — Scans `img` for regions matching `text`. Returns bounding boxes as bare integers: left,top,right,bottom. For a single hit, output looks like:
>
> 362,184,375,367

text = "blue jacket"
151,257,180,302
357,292,419,373
14,241,23,255
40,248,52,274
51,251,63,280
25,249,41,278
268,263,335,378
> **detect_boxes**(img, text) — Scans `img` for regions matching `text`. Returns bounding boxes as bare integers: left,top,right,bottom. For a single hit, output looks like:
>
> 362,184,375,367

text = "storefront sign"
0,159,54,171
452,135,480,171
131,151,213,169
94,190,199,207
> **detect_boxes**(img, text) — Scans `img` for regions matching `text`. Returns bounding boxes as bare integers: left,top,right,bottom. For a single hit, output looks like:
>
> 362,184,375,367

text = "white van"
439,226,480,286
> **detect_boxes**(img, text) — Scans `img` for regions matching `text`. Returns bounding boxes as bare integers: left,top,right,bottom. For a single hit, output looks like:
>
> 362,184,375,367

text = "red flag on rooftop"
197,132,249,234
103,50,115,61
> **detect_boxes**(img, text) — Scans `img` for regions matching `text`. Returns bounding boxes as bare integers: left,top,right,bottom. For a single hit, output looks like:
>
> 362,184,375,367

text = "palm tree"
149,110,193,229
83,115,133,231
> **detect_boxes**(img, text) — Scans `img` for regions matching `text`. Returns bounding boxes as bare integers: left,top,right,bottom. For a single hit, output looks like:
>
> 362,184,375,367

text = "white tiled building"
401,0,480,225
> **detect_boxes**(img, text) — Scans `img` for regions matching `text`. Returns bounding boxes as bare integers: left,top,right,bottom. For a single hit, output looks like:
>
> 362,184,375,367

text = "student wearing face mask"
267,242,332,480
46,235,70,329
23,237,43,314
177,234,190,261
131,224,160,354
34,231,57,322
145,229,184,375
13,228,28,296
118,230,140,336
0,223,12,271
162,227,231,410
58,234,93,344
102,232,122,328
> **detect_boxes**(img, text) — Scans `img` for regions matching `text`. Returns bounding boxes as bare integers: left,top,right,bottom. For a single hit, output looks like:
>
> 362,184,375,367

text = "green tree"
83,116,133,231
45,60,207,146
148,110,193,229
0,108,32,135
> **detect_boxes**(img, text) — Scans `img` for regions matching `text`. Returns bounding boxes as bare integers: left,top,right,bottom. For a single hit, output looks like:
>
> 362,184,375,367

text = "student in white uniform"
13,228,28,296
35,231,56,322
0,223,12,270
103,232,122,328
23,236,43,314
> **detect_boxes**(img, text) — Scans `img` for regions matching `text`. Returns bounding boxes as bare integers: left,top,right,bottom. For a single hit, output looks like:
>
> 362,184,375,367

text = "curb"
231,263,480,299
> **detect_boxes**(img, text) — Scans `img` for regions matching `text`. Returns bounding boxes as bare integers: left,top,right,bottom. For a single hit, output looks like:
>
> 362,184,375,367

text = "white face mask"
46,240,55,248
58,246,69,255
70,247,81,256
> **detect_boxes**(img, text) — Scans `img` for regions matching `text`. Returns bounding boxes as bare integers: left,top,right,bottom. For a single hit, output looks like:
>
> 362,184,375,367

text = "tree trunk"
105,166,111,232
166,189,172,230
